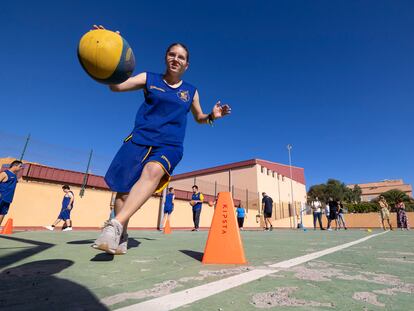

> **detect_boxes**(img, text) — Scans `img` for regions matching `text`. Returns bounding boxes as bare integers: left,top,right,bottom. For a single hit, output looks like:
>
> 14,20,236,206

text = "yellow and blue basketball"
77,29,135,84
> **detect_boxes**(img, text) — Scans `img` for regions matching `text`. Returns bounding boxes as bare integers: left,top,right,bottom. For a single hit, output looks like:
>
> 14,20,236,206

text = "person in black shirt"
327,197,338,230
261,192,273,231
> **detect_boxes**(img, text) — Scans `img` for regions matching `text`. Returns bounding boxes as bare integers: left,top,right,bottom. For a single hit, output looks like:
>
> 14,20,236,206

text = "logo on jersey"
177,90,190,102
149,85,165,92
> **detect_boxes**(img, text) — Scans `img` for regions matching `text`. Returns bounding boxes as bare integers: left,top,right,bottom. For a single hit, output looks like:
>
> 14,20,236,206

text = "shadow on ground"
180,249,204,262
0,236,54,269
0,259,108,310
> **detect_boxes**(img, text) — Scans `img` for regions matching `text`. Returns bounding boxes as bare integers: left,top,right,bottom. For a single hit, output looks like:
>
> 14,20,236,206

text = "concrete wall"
256,164,307,205
6,179,263,229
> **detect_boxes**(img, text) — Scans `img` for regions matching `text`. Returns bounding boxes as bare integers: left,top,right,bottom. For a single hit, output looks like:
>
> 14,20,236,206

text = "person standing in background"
191,185,203,231
236,203,246,230
0,160,23,227
311,197,324,230
337,200,347,230
162,187,175,229
261,192,273,231
379,196,393,231
396,198,409,230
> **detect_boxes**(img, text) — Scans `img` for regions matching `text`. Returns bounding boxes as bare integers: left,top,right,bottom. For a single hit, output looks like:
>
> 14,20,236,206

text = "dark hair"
62,185,70,190
192,185,198,190
166,43,190,62
10,160,23,168
168,187,174,192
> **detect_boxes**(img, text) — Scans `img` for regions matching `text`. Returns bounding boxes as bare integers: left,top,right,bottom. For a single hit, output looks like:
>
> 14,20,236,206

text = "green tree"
307,179,358,203
325,179,347,201
344,185,362,203
352,185,362,203
307,184,327,202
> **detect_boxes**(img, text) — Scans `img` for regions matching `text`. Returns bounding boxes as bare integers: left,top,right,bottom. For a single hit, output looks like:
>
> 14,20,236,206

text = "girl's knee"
143,162,165,180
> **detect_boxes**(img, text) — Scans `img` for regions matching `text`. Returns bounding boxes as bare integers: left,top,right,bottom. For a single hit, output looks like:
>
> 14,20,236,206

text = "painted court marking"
116,231,388,311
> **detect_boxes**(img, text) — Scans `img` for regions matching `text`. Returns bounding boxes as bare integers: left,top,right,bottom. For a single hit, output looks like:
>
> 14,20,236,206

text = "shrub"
345,202,379,213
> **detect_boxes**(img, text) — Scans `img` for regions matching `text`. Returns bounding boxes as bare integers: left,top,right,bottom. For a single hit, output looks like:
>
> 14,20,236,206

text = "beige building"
170,159,307,218
1,157,306,229
348,179,413,202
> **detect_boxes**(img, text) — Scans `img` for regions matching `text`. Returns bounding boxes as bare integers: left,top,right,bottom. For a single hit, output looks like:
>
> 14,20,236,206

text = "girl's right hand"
92,24,120,34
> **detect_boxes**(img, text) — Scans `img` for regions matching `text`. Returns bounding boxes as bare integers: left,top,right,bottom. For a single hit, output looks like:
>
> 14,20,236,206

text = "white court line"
116,231,388,311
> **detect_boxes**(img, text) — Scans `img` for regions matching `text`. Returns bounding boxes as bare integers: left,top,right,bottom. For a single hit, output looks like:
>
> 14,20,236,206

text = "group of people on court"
379,196,410,231
161,185,247,231
0,160,75,232
309,195,410,231
311,197,347,231
0,159,76,234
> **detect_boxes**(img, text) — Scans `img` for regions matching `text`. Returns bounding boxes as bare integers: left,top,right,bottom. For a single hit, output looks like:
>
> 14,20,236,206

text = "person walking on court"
236,203,246,230
396,198,409,230
45,185,75,231
162,187,175,229
190,185,203,231
379,196,393,230
261,192,273,231
337,200,347,230
0,160,23,227
91,25,231,254
311,197,324,230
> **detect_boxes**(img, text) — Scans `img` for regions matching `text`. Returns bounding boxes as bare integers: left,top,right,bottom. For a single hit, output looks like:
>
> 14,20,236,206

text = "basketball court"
1,228,413,310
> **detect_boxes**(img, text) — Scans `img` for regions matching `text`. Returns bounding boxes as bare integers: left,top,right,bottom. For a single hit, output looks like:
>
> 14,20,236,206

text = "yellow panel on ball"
77,29,135,84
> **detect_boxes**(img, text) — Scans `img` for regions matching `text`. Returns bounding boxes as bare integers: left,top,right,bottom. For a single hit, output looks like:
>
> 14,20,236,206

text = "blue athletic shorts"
164,207,173,215
58,208,71,220
105,138,183,193
0,200,10,215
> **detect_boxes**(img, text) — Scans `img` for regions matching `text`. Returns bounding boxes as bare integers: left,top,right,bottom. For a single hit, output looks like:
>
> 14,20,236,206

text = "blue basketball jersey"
131,72,197,147
0,170,18,203
164,193,174,209
62,191,74,209
192,192,204,211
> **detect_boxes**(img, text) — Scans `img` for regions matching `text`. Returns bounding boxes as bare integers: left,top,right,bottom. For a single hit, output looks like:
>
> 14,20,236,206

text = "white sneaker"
62,227,73,232
45,225,54,231
92,219,123,254
114,233,128,255
327,228,333,231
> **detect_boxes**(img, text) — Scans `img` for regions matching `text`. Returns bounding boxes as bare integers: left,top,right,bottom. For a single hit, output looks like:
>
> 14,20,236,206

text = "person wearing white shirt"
311,197,324,230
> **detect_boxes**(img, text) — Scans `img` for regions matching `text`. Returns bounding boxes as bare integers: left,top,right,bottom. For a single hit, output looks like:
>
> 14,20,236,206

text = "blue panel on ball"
99,38,136,85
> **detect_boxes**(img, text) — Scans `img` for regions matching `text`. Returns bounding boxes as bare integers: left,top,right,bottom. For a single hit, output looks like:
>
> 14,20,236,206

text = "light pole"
287,144,297,228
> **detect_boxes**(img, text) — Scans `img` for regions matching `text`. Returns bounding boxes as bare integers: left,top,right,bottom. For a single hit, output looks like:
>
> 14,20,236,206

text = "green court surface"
1,229,413,310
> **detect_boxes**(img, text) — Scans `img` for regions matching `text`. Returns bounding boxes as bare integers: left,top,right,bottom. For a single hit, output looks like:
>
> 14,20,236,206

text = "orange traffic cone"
1,218,13,234
164,219,172,234
202,192,247,264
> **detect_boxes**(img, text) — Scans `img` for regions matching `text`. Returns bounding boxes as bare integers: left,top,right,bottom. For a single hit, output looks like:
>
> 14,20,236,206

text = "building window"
261,166,265,173
267,169,271,176
272,171,275,178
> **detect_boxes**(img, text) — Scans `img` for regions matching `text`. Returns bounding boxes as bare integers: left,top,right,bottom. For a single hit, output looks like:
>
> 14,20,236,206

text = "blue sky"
1,0,413,189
